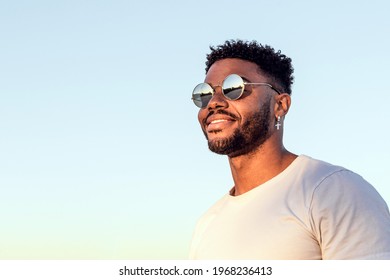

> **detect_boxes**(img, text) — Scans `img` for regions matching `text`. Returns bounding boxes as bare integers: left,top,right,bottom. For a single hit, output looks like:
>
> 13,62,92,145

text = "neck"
228,139,297,196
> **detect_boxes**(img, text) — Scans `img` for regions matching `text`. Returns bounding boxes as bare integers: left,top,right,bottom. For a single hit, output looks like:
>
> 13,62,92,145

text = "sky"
0,0,389,259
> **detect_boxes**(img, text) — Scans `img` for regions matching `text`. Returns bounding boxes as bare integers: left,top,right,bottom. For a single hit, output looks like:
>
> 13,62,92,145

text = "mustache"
205,109,239,122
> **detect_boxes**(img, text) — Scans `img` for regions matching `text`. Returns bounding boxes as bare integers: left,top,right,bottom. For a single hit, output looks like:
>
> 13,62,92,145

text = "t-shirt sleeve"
309,170,390,259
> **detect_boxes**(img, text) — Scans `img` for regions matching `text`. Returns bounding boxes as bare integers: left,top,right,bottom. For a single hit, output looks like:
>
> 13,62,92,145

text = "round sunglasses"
191,74,281,108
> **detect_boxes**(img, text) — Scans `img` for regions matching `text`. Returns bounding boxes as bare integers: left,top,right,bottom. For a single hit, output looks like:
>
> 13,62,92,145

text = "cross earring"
275,116,281,130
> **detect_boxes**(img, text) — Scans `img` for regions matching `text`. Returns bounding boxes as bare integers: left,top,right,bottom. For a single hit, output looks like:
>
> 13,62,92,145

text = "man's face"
197,58,276,158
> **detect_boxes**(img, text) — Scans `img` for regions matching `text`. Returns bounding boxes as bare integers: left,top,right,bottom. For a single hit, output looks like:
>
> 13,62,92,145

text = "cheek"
198,109,206,126
235,97,271,122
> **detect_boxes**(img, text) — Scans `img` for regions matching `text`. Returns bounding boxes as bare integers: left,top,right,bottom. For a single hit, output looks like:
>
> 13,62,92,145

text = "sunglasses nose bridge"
213,84,224,96
207,85,228,109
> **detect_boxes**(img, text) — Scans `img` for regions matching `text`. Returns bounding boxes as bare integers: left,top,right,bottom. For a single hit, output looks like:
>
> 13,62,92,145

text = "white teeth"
211,119,227,124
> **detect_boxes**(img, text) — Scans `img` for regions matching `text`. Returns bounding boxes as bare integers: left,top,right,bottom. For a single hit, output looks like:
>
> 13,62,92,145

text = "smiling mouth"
206,118,236,133
204,110,239,133
210,119,228,124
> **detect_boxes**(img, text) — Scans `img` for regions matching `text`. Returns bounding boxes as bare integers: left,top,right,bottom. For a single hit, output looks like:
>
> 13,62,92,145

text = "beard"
206,96,272,158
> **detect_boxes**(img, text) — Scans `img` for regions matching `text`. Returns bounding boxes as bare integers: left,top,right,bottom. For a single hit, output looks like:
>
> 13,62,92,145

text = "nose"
207,86,228,111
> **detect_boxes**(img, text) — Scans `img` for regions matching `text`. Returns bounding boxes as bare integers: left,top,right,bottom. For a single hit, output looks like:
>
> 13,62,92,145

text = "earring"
275,116,281,130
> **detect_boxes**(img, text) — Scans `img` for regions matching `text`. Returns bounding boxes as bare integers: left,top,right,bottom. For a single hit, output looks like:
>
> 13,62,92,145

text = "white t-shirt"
189,155,390,259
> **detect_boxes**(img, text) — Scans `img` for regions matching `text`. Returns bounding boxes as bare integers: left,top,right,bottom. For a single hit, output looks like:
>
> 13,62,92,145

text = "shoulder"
303,156,385,206
296,155,347,180
294,155,377,197
296,155,388,211
302,157,390,259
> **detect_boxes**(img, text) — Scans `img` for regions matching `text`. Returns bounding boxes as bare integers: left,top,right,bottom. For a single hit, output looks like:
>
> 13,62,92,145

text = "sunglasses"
191,74,281,108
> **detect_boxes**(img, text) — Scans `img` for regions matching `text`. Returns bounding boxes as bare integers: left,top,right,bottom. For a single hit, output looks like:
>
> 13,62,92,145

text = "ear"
274,93,291,118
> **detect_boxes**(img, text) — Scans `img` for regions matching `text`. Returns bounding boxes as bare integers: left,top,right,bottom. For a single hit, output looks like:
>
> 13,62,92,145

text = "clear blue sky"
1,0,389,259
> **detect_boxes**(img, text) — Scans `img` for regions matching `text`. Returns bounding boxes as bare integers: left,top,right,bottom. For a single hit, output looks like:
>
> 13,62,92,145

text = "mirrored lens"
222,74,244,100
192,83,214,108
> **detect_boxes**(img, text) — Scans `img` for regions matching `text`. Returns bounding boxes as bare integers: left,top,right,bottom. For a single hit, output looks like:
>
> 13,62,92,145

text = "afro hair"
205,40,294,94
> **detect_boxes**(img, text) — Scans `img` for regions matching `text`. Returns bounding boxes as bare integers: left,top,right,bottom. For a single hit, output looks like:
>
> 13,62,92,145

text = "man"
189,40,390,259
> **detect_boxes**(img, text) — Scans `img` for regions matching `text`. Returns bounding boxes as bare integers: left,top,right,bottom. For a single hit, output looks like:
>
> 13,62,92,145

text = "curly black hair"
205,40,294,94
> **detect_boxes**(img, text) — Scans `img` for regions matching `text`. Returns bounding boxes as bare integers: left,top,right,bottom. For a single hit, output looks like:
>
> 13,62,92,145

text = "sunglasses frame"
192,74,281,108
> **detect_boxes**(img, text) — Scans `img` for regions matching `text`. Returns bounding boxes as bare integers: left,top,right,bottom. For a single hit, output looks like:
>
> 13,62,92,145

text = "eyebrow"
241,76,251,83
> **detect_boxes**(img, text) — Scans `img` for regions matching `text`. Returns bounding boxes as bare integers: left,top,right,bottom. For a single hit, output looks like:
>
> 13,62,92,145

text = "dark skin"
198,58,297,196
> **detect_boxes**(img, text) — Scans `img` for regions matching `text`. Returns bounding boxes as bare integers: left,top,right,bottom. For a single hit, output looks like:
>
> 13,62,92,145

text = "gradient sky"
1,0,389,259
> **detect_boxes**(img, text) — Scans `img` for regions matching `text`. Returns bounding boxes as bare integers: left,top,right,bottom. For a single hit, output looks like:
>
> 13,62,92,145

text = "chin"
206,129,232,140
